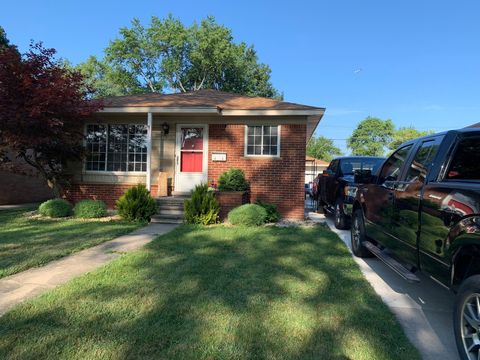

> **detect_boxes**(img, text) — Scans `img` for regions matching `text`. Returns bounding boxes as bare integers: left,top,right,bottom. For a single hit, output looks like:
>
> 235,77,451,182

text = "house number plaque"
212,152,227,162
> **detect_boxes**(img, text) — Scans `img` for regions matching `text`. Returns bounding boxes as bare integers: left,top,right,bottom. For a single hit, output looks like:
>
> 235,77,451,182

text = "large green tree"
78,15,280,98
0,26,11,50
388,126,433,151
306,135,342,161
347,117,395,156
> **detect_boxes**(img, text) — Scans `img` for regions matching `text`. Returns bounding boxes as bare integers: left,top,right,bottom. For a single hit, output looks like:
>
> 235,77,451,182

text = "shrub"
74,199,108,218
38,199,73,218
116,184,156,222
255,200,281,223
184,184,220,225
228,204,267,226
218,168,249,191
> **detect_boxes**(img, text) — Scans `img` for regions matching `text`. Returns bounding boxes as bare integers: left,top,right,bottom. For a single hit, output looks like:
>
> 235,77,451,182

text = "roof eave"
99,106,221,114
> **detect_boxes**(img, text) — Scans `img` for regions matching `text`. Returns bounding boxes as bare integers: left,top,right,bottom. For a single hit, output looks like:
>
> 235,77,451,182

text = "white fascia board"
100,107,220,114
221,109,325,116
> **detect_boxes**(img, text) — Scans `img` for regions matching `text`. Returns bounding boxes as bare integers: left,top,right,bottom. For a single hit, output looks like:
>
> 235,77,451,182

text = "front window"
378,145,413,184
85,124,147,172
339,158,384,176
246,125,280,156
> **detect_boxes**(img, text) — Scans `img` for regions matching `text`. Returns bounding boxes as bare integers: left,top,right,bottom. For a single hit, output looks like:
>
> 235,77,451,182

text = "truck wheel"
351,209,372,258
334,198,348,230
454,275,480,360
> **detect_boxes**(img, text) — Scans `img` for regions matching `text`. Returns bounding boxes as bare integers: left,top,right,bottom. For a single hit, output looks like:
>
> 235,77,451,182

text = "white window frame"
83,123,148,175
244,125,281,158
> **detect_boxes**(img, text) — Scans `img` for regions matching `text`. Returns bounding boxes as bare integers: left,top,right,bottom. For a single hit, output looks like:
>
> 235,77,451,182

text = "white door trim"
174,124,209,193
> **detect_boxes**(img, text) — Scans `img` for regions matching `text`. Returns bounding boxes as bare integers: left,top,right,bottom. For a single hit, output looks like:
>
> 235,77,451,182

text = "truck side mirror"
322,169,332,177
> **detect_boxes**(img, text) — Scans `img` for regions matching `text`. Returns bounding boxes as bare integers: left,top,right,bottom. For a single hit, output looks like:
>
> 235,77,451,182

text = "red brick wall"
0,171,54,205
64,184,158,208
208,124,306,220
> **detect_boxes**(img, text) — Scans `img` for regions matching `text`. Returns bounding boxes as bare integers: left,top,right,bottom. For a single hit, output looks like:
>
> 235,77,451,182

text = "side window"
445,137,480,181
329,160,338,174
405,138,442,183
378,145,413,184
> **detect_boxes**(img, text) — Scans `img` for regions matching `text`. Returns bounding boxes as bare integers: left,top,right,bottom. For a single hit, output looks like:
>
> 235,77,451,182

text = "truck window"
378,145,413,184
404,138,442,183
328,160,339,174
339,158,384,176
446,137,480,181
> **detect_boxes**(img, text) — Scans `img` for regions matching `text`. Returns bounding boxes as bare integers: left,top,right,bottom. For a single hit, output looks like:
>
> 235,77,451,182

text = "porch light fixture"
162,122,170,135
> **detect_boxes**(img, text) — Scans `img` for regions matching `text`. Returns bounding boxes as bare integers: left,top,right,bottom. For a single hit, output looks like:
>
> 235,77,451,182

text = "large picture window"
245,125,280,156
85,124,148,172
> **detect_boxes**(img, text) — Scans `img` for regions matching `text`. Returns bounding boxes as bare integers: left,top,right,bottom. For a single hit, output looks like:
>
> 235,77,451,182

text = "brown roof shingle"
103,89,324,111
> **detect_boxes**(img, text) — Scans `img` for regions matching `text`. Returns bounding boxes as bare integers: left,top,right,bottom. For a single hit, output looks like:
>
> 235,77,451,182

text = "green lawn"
0,206,140,278
0,224,419,360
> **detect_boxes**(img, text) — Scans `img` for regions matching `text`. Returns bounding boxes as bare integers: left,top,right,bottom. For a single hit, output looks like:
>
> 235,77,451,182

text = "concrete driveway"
308,210,459,360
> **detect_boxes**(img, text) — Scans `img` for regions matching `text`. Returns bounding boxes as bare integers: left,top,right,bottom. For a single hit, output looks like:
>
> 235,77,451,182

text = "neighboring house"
65,90,325,220
305,156,329,185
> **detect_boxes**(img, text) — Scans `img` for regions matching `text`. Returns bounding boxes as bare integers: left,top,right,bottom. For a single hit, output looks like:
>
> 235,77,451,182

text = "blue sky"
2,0,479,154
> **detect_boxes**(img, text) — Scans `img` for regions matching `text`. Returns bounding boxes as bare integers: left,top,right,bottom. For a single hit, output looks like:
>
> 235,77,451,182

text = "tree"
347,117,395,156
0,43,102,197
388,126,433,151
0,26,9,49
306,135,342,161
78,15,280,98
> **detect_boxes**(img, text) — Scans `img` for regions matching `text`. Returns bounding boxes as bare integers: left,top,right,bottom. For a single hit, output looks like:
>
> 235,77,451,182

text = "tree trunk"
47,177,62,198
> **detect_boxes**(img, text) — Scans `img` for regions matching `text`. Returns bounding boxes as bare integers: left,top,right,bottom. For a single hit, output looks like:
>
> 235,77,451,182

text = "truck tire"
351,209,372,258
334,198,348,230
454,275,480,360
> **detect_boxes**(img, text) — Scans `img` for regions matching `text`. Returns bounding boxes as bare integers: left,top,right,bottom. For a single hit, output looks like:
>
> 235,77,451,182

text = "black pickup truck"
316,156,384,229
350,128,480,360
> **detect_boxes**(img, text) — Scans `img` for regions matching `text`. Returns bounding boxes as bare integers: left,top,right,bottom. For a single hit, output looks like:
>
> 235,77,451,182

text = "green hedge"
116,184,156,222
38,199,73,218
228,204,267,226
255,200,281,223
218,168,249,191
74,200,108,219
184,184,219,225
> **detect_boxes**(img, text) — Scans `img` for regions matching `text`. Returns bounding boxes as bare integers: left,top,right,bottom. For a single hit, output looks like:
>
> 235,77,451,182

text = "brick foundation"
64,183,158,208
215,191,249,219
208,124,306,220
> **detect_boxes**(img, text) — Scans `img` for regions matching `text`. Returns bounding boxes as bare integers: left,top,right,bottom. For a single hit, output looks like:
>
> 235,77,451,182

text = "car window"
328,160,338,173
339,158,384,176
405,138,442,183
378,145,413,184
445,137,480,181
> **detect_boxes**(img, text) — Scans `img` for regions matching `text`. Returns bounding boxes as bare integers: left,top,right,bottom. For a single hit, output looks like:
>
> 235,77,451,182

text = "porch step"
363,241,420,283
151,215,183,224
154,196,189,224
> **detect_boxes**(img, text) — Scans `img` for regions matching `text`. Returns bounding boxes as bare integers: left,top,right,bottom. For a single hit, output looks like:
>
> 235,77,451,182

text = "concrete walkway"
307,210,459,360
0,222,178,317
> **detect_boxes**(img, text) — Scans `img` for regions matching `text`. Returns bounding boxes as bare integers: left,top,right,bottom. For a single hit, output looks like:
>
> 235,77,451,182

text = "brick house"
65,90,325,220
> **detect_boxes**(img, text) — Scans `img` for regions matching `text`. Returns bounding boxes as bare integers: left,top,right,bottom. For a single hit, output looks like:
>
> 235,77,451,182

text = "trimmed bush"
228,204,267,226
38,199,73,218
255,200,281,223
74,200,108,219
184,184,220,225
218,168,249,191
116,184,156,222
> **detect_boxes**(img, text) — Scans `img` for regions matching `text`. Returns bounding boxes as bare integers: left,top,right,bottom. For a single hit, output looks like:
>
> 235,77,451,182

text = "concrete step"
151,217,184,224
157,208,184,216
